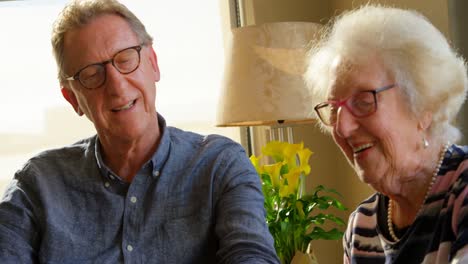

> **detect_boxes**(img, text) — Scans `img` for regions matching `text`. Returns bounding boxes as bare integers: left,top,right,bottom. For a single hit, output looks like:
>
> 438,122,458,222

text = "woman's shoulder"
344,193,384,258
443,144,468,171
355,193,380,212
445,145,468,253
438,144,468,190
347,193,380,226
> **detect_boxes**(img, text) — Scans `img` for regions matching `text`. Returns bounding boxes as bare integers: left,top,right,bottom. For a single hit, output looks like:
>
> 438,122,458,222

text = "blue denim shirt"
0,115,279,263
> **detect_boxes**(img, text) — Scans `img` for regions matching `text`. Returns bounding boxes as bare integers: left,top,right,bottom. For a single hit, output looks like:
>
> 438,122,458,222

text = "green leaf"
308,227,344,240
261,173,272,185
331,199,348,210
280,164,289,175
314,185,342,196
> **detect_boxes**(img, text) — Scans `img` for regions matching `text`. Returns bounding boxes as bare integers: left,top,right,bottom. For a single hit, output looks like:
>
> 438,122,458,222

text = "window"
0,0,238,194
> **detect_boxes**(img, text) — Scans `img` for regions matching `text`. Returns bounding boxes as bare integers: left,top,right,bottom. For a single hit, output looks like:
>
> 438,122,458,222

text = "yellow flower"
263,162,283,188
262,141,288,162
297,147,313,175
249,155,261,173
283,143,303,170
262,141,303,169
279,167,301,197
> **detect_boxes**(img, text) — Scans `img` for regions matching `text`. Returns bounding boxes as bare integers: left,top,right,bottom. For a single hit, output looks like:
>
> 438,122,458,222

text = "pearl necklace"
387,142,449,242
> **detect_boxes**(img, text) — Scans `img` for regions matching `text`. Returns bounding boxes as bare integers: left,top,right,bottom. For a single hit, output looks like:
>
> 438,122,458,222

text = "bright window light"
0,0,239,194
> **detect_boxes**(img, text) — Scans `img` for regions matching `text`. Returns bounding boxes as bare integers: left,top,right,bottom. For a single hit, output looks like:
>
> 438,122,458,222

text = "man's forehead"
64,14,136,46
62,14,139,72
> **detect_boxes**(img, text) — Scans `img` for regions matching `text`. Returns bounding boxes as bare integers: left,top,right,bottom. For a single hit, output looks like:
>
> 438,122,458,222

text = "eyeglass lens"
317,91,376,125
79,46,141,89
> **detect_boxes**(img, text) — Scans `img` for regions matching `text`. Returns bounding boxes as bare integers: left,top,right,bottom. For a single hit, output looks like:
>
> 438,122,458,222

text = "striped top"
343,144,468,263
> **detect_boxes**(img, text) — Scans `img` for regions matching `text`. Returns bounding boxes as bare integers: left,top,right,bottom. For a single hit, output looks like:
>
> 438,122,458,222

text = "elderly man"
0,0,279,263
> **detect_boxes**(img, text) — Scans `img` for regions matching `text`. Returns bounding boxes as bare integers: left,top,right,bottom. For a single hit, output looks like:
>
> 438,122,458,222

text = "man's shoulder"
33,135,95,159
167,126,241,150
18,136,97,174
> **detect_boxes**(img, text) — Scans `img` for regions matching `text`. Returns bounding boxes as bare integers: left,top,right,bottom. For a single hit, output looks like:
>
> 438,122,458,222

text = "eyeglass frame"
65,44,143,89
314,84,396,126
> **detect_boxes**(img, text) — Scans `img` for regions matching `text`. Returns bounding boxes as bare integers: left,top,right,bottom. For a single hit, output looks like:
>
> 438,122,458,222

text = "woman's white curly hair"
304,5,468,143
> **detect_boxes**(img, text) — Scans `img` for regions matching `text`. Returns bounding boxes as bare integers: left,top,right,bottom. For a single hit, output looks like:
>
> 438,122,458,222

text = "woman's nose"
334,106,359,138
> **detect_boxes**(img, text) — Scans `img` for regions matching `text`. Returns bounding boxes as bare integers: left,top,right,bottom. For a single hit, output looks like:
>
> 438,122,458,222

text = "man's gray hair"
52,0,153,83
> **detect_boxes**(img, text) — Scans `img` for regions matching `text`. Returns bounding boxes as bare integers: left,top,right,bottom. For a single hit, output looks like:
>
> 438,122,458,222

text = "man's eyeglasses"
314,84,395,126
65,45,143,89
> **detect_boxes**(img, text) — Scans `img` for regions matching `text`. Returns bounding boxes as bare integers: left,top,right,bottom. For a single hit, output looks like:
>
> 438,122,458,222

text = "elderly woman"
304,5,468,263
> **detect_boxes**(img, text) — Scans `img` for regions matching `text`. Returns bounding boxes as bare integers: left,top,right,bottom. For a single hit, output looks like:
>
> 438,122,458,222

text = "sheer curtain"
0,0,238,194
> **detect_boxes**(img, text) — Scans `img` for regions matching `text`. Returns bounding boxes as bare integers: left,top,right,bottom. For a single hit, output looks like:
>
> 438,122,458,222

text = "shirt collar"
95,113,171,181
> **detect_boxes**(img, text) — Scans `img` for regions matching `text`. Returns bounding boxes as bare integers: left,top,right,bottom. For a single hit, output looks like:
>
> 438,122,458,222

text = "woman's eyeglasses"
314,84,395,126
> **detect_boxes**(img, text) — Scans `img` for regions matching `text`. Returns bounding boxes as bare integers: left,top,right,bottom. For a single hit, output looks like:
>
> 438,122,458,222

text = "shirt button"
127,245,133,252
130,196,137,203
104,182,110,188
153,170,160,177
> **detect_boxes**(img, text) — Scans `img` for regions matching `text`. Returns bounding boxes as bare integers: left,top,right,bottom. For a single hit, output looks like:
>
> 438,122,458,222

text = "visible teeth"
353,143,373,153
113,100,135,111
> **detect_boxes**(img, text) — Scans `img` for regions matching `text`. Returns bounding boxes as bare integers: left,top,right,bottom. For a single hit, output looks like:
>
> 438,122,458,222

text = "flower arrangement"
250,141,346,264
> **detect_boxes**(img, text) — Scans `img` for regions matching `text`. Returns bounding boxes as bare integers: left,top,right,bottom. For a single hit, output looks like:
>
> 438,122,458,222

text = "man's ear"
148,46,160,82
61,87,83,116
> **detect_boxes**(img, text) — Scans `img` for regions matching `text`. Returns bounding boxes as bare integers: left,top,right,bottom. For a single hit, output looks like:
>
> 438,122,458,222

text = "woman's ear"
61,87,83,116
419,111,433,131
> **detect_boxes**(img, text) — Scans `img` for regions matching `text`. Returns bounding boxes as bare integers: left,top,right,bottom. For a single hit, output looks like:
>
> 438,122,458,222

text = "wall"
448,0,468,144
240,0,330,25
236,0,452,263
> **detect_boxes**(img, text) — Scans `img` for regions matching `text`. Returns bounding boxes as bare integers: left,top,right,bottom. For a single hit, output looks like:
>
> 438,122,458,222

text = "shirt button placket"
124,195,138,261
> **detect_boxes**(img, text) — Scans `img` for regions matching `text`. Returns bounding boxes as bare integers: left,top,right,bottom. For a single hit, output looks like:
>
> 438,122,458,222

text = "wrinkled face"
61,14,160,142
328,55,423,192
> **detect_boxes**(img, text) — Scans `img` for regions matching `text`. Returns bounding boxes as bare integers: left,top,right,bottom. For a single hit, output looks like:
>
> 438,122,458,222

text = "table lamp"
216,22,322,150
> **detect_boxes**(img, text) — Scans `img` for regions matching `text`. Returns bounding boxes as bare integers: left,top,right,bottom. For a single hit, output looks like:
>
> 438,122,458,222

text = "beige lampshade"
216,22,322,127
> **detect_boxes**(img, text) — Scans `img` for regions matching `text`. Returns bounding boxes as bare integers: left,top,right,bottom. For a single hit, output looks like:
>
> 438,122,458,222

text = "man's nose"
104,63,128,94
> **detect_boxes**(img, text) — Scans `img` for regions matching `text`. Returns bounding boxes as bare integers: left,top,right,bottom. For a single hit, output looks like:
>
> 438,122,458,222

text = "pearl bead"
387,142,449,242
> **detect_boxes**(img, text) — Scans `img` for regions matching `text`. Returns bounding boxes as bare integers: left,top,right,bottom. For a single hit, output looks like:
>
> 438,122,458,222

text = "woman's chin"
357,170,378,186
